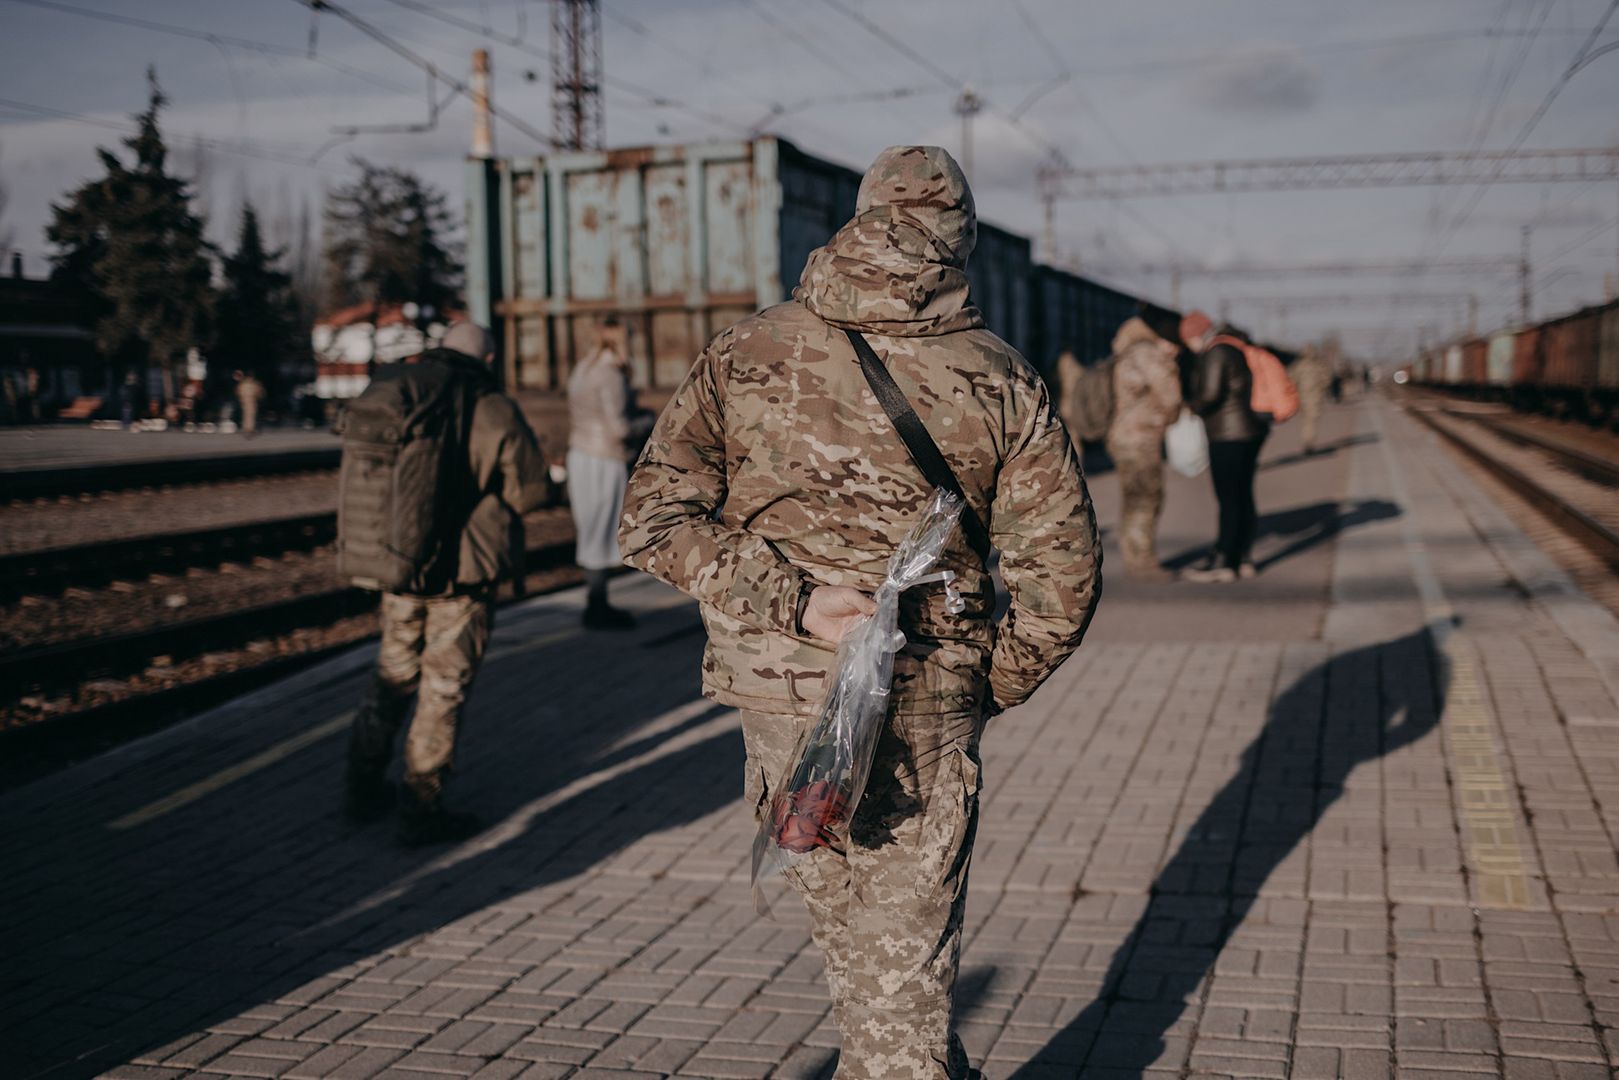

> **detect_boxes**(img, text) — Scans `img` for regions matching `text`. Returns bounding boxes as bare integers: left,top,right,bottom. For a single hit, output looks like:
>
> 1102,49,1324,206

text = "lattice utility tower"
551,0,603,151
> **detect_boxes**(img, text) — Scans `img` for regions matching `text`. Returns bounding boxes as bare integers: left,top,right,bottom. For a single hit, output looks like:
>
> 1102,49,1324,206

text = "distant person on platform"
1181,312,1268,583
566,317,654,630
234,370,264,437
1104,315,1183,580
340,320,551,845
1289,345,1332,454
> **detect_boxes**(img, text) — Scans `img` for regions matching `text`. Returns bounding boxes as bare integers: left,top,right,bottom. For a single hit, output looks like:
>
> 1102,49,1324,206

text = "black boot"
397,781,482,847
343,767,394,824
582,569,635,630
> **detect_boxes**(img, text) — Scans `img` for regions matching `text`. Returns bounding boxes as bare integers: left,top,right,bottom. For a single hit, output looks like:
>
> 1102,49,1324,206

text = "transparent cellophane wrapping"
750,489,966,915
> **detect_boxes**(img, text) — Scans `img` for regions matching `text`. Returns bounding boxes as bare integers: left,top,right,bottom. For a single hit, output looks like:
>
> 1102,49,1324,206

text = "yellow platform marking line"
1443,650,1535,909
111,711,354,830
110,625,587,831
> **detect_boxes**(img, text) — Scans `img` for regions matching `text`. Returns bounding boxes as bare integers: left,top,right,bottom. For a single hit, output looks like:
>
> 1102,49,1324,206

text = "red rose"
771,779,851,854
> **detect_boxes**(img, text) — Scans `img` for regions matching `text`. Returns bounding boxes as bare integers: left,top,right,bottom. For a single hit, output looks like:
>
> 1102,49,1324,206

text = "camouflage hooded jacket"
619,146,1102,717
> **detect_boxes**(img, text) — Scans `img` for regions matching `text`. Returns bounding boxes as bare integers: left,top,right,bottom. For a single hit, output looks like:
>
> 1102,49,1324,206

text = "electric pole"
954,86,982,187
471,49,494,159
551,0,603,151
1520,224,1532,324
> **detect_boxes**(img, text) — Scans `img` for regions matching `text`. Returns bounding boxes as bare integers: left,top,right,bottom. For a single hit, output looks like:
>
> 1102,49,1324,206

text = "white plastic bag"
750,489,965,914
1165,408,1209,478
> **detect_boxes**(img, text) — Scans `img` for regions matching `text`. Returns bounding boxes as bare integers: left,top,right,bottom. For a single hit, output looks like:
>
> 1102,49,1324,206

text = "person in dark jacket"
1180,311,1267,583
344,321,551,845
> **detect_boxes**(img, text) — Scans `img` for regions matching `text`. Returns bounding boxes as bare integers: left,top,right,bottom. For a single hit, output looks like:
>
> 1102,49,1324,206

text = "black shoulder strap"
845,328,992,564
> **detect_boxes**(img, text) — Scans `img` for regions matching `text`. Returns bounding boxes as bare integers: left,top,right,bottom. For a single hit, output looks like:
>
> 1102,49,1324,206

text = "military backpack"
336,355,484,593
1065,356,1117,444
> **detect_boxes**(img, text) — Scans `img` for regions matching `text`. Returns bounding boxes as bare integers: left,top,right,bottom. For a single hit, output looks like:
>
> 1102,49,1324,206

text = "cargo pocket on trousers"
746,752,832,897
916,744,981,902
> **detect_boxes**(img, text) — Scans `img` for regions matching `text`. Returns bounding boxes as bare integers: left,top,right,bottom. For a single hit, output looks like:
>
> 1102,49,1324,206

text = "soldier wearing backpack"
1102,316,1182,581
1180,312,1294,583
338,321,551,845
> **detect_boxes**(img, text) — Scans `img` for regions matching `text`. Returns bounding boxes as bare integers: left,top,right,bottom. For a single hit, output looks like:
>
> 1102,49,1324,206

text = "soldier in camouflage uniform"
1104,316,1183,580
1290,345,1333,453
345,322,551,846
620,146,1102,1079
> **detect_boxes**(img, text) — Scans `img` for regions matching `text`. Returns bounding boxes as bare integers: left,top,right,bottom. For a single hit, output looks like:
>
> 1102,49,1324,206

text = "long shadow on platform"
1259,433,1379,472
3,602,744,1080
1163,498,1400,573
1003,628,1446,1078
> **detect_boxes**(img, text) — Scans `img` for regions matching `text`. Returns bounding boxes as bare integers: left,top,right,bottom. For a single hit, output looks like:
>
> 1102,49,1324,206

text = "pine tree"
323,158,462,318
216,203,300,394
47,70,214,400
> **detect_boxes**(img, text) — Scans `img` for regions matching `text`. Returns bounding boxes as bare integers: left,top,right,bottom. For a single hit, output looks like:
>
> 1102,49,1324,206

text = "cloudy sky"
2,0,1617,357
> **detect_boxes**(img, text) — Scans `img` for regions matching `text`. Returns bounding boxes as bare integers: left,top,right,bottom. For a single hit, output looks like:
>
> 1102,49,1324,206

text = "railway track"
1407,406,1619,569
0,446,340,502
0,511,338,599
0,538,578,702
1444,409,1619,489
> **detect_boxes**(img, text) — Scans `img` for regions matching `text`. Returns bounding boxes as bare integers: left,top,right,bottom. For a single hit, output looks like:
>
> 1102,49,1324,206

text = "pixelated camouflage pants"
743,708,982,1080
1299,391,1324,449
348,591,494,802
1107,439,1166,569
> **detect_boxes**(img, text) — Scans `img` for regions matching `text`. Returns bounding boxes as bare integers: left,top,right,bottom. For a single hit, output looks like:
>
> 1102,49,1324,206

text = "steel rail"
1445,410,1619,489
0,539,578,698
0,447,341,501
1407,407,1619,569
0,512,339,599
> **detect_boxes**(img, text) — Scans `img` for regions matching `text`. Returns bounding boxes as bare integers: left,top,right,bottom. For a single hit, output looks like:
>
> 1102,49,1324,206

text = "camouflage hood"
794,145,983,337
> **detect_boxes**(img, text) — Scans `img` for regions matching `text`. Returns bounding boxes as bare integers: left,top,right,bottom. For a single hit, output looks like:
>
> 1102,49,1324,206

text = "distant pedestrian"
621,145,1102,1080
234,370,264,437
340,321,551,845
1181,312,1268,583
1289,346,1332,454
566,317,653,630
120,370,140,427
1104,316,1182,580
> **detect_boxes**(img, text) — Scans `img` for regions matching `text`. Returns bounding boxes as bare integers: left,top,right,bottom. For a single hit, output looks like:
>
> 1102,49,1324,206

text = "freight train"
459,136,1163,393
1410,298,1619,426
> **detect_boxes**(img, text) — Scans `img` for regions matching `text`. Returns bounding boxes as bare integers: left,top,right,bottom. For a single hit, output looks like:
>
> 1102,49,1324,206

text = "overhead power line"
1047,148,1619,199
2,0,415,95
0,95,327,167
290,0,554,148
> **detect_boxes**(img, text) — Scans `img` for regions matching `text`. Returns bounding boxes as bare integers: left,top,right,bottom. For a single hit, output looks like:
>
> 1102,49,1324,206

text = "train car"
1443,343,1464,385
1029,265,1148,375
1461,337,1488,387
1486,330,1515,388
464,135,1164,392
1601,305,1619,396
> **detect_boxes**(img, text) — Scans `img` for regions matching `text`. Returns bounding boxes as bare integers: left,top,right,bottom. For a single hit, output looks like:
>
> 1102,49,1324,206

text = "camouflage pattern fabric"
1104,318,1180,571
621,144,1100,1080
620,145,1102,720
1106,317,1182,453
348,591,494,803
1106,440,1167,571
1291,351,1333,449
743,709,980,1080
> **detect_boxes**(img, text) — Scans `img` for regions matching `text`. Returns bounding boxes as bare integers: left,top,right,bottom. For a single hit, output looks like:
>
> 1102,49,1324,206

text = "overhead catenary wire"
0,0,416,96
288,0,555,148
0,95,328,167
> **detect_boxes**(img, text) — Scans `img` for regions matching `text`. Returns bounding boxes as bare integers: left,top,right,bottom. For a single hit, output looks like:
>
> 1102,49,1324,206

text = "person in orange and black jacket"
1180,311,1268,583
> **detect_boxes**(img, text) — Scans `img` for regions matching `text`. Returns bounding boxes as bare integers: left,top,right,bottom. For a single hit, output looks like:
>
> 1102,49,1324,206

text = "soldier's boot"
582,569,635,631
344,766,395,824
397,774,482,847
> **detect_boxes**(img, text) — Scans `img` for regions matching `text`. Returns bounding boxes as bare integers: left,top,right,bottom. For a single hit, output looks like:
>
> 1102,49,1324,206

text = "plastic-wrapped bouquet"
751,489,966,909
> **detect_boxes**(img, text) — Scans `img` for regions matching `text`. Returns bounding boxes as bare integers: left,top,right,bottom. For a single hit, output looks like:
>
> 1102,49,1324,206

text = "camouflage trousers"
348,591,495,802
1299,392,1325,449
742,708,983,1080
1107,438,1166,570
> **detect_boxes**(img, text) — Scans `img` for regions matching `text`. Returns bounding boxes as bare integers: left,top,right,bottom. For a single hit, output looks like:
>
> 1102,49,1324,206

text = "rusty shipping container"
1510,325,1543,386
465,136,1132,391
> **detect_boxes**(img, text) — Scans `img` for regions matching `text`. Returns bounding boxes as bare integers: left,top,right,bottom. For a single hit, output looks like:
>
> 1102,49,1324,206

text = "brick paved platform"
5,394,1619,1079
